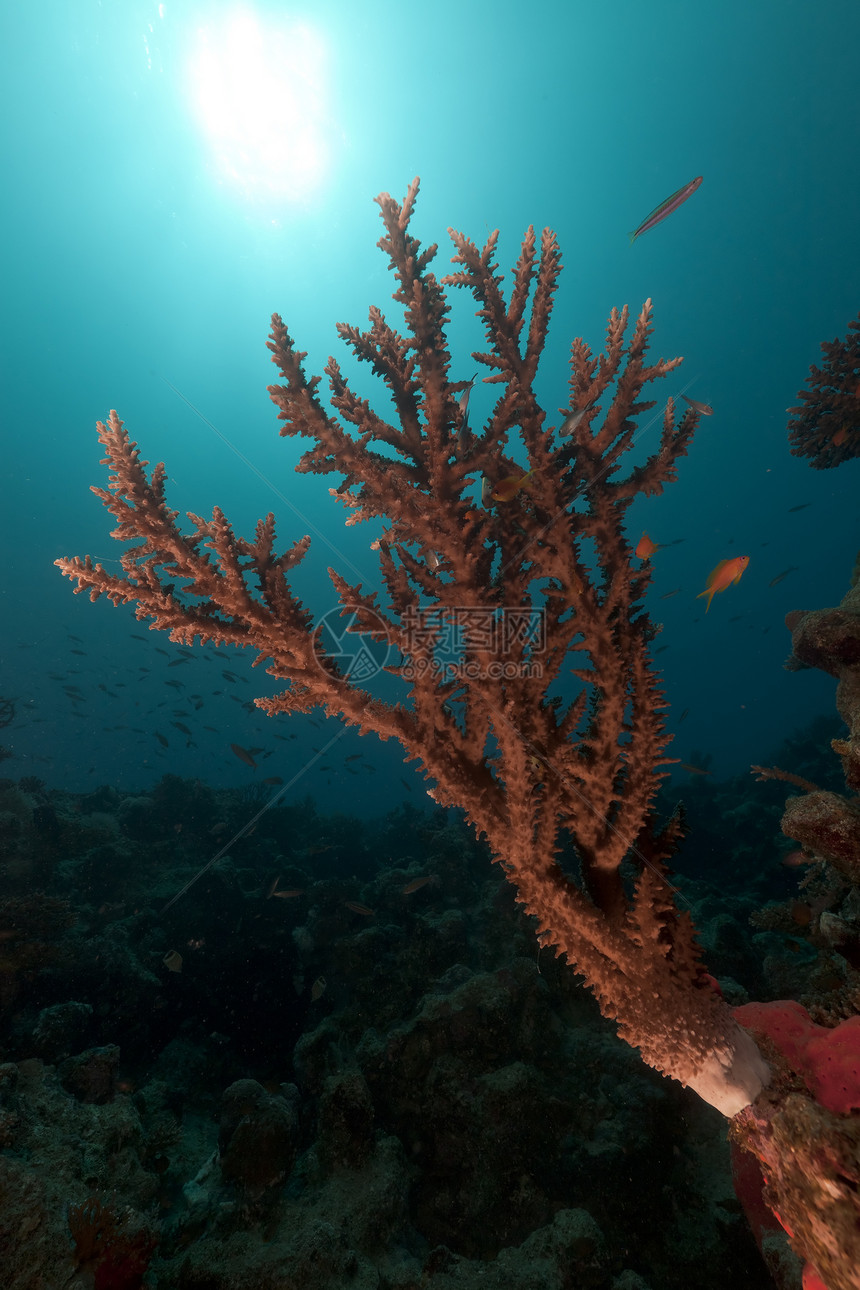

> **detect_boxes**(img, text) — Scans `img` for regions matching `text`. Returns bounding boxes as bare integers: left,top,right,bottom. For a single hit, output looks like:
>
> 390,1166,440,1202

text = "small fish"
457,419,470,454
781,849,814,868
481,476,494,507
457,374,477,416
629,176,703,243
787,503,810,513
272,888,305,899
558,400,596,436
492,468,538,503
635,533,660,560
832,425,849,447
678,708,689,723
768,566,798,587
696,556,749,612
344,901,375,917
163,950,183,973
680,763,711,776
262,776,283,785
155,731,169,748
230,743,257,769
402,875,437,895
659,588,681,600
680,394,713,417
310,976,327,1002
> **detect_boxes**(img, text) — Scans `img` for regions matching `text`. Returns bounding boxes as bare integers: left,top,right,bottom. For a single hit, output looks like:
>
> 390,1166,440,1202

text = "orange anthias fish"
635,532,660,559
696,556,749,612
492,468,538,503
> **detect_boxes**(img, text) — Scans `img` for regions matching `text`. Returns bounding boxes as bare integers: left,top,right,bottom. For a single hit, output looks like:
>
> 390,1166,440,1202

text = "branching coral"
788,311,860,467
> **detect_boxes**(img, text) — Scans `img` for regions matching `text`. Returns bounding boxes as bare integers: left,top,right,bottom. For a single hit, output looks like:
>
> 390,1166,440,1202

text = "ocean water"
2,6,859,1289
3,0,857,807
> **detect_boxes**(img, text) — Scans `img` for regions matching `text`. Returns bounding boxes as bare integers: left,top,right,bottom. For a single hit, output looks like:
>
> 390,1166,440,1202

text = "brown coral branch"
56,178,768,1117
750,764,822,794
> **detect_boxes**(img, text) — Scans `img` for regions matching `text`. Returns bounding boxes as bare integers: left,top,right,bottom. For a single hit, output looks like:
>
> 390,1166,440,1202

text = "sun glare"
188,8,329,203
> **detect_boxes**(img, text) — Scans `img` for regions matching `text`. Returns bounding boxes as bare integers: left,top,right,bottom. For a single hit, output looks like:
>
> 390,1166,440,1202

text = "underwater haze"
2,0,858,804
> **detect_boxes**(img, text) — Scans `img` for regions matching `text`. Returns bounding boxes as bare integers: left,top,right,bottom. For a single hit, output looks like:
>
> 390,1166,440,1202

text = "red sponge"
734,999,860,1115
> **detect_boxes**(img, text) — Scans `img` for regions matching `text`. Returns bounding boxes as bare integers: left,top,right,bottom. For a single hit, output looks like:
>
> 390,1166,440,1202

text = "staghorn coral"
56,179,768,1119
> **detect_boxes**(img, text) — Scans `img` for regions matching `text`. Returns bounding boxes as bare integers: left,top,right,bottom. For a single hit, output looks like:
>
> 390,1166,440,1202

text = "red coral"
68,1196,157,1289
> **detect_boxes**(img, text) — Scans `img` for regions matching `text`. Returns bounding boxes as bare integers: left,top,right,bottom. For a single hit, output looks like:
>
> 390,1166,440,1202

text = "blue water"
3,0,858,811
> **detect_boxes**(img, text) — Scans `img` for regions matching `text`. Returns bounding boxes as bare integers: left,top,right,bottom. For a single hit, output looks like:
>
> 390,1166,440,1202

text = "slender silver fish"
629,176,703,242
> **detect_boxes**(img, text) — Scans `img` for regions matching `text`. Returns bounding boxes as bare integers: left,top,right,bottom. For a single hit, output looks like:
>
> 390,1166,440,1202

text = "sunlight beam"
188,8,329,203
